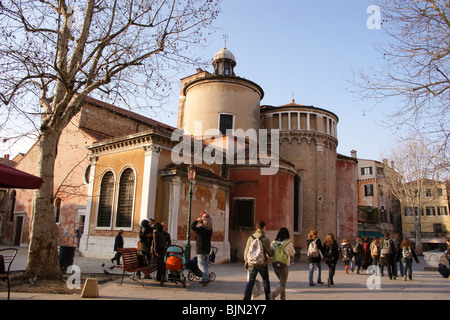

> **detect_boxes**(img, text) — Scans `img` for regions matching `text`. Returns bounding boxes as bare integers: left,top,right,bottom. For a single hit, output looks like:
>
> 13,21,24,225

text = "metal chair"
0,248,19,300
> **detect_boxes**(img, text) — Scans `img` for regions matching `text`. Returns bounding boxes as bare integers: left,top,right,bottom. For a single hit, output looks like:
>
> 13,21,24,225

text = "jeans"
354,255,362,272
272,265,289,300
394,259,404,277
244,266,271,300
309,262,322,284
402,258,413,279
327,263,336,283
197,254,210,283
380,254,395,279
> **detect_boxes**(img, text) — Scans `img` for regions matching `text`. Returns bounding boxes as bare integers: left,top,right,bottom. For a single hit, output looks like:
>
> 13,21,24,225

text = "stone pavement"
1,245,449,301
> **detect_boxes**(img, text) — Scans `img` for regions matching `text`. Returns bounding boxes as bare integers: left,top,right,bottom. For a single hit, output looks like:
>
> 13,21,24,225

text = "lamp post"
185,165,196,262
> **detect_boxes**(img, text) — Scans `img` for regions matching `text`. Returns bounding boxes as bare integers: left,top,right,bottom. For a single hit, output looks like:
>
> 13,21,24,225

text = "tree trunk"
24,128,62,280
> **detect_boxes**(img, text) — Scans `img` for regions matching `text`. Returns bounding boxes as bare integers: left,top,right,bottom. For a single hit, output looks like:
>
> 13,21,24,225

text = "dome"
212,47,237,76
213,47,236,63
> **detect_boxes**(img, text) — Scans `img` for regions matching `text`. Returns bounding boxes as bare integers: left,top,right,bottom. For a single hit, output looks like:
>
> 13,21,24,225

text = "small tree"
383,138,447,251
0,0,220,279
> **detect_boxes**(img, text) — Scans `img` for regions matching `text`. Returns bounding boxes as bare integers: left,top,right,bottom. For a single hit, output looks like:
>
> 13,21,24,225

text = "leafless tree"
0,0,220,279
351,0,449,159
383,138,448,251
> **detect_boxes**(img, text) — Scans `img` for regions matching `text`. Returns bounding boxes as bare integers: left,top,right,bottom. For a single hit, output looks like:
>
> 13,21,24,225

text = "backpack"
247,235,266,266
352,241,362,254
381,239,394,255
402,247,412,259
370,242,379,256
307,239,320,258
272,240,290,268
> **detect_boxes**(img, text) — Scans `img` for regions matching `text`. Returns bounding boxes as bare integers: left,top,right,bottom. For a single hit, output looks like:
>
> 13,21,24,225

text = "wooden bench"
117,248,157,287
0,248,18,300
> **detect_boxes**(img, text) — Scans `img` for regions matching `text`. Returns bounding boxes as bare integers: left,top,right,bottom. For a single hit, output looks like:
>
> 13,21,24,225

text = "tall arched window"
116,168,135,228
294,175,302,232
97,171,114,227
55,198,62,223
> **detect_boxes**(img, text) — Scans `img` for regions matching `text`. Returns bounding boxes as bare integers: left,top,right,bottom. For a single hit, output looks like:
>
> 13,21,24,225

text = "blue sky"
3,0,399,161
156,0,398,161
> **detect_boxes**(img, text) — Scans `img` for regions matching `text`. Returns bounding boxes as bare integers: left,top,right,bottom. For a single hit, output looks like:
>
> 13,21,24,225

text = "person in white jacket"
269,227,296,300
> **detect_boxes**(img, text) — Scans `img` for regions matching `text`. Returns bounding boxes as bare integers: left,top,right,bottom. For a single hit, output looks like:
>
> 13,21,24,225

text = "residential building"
352,152,401,238
401,180,449,241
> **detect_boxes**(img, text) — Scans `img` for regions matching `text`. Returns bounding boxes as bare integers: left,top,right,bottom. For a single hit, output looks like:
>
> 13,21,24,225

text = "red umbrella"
0,163,43,189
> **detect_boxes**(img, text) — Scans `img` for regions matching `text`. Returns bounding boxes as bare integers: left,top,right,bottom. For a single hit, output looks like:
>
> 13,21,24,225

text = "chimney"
350,150,357,159
4,154,9,160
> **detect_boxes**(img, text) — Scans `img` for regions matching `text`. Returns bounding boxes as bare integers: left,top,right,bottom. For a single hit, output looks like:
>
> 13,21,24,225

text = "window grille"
116,168,135,228
97,171,114,227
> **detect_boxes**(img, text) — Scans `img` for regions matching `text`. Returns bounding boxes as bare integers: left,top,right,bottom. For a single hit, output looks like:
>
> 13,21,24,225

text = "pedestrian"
323,233,339,287
400,238,420,281
191,211,213,286
370,236,381,270
269,227,296,300
361,236,372,270
152,222,171,282
111,229,124,265
243,220,273,300
340,238,352,274
161,222,172,242
443,238,450,267
138,218,154,266
352,235,364,274
306,230,324,286
379,232,396,279
393,233,404,278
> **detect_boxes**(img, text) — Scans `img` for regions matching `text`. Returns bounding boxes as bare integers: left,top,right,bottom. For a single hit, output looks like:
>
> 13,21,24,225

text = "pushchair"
162,245,187,287
186,246,218,282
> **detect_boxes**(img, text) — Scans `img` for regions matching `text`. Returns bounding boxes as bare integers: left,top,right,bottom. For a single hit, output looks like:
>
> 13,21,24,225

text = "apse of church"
80,46,357,262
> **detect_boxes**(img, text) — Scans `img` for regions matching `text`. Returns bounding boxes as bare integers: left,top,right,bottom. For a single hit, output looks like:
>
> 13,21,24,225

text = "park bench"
0,248,18,300
117,248,157,287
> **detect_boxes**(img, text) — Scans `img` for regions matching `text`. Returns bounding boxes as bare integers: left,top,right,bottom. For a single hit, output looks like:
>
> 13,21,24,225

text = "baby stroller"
162,245,187,287
186,246,218,282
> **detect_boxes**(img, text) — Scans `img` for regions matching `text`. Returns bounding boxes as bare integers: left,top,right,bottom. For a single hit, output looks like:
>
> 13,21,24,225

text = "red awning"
0,163,43,189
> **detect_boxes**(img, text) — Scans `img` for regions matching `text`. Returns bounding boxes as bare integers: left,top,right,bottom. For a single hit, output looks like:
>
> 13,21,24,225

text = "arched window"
294,175,302,232
97,171,114,227
116,168,135,228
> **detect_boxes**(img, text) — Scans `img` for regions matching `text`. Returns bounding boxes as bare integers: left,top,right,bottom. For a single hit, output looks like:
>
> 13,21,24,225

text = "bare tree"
0,0,220,279
383,138,447,251
352,0,450,157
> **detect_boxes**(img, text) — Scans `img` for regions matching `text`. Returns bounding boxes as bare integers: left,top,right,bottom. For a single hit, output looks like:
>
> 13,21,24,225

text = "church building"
79,47,358,262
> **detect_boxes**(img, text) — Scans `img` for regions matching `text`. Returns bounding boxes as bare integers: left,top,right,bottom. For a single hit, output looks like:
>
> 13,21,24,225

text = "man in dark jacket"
111,229,124,265
191,212,213,285
380,232,396,279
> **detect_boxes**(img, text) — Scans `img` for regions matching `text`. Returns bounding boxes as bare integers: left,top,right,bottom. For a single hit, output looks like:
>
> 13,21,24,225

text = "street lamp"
185,165,196,262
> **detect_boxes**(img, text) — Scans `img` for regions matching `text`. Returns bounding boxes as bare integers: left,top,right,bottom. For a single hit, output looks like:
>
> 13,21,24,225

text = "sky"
157,0,400,161
2,0,401,162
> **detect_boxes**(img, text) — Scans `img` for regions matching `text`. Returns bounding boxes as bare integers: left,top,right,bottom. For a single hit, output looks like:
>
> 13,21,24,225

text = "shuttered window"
97,171,114,227
116,168,135,228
